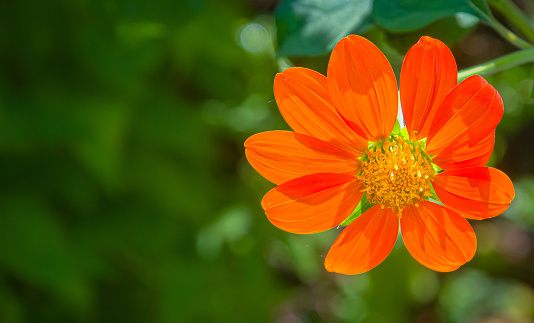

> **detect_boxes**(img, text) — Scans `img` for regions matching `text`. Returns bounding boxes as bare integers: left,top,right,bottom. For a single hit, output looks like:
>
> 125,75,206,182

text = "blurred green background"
1,0,534,322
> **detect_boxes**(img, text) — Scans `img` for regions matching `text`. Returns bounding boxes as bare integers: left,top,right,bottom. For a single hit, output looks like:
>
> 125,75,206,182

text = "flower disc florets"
358,135,434,217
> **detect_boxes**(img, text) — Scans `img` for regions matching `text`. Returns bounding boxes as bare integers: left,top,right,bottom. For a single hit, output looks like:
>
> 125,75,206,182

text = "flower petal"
432,131,495,171
327,35,398,142
401,201,477,272
324,205,399,275
426,75,503,155
245,131,360,185
400,36,457,141
262,173,363,234
432,167,515,220
274,67,368,154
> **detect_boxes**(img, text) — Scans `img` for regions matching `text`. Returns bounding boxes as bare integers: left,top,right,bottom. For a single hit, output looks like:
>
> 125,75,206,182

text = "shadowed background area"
0,0,534,322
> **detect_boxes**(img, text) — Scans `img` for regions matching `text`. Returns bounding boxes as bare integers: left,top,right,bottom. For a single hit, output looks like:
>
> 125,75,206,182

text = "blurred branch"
487,15,533,48
276,56,295,72
469,2,533,49
487,0,534,44
458,47,534,81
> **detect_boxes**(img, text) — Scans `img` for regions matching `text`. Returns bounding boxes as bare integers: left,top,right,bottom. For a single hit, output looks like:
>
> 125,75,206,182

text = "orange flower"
245,35,515,274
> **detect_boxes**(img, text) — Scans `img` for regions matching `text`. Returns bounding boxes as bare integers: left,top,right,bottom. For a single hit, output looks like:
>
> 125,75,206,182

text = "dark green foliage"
373,0,490,32
0,0,283,322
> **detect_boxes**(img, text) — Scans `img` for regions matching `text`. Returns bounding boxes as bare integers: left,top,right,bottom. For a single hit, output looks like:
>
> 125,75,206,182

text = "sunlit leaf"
276,0,373,56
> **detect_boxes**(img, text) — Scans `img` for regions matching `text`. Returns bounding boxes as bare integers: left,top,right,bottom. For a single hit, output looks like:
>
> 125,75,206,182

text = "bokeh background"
1,0,534,322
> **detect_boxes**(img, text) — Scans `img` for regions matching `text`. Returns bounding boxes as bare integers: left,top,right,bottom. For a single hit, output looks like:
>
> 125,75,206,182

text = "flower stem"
487,0,534,44
469,1,532,49
458,47,534,81
486,15,532,49
276,56,294,72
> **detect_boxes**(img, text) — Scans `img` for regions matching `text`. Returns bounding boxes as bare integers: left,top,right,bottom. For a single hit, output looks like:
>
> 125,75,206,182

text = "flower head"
245,35,515,274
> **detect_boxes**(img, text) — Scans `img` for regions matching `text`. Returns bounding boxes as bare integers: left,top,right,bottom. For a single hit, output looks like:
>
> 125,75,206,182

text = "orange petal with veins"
426,75,503,155
275,67,368,154
401,201,476,272
325,205,399,275
432,167,515,220
432,131,495,171
400,36,457,141
328,35,398,142
245,130,360,185
262,173,363,234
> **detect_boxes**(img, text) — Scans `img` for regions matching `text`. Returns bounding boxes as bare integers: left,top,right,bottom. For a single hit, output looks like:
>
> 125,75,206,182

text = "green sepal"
392,120,409,139
392,119,401,134
339,193,373,227
400,125,409,139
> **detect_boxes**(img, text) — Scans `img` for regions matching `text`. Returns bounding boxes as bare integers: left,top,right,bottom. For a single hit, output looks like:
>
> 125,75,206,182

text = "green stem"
458,47,534,81
487,0,534,44
276,56,294,72
485,14,532,49
469,2,532,49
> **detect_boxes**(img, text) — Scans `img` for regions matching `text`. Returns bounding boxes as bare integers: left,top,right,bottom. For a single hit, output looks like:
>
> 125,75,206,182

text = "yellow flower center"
358,136,435,218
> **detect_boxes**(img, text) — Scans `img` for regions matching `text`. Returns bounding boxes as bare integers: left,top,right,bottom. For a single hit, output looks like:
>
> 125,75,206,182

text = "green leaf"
373,0,489,32
275,0,373,56
339,194,373,227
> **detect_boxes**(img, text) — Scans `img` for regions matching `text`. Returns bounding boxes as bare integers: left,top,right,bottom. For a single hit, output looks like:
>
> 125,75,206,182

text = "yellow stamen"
358,136,435,218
